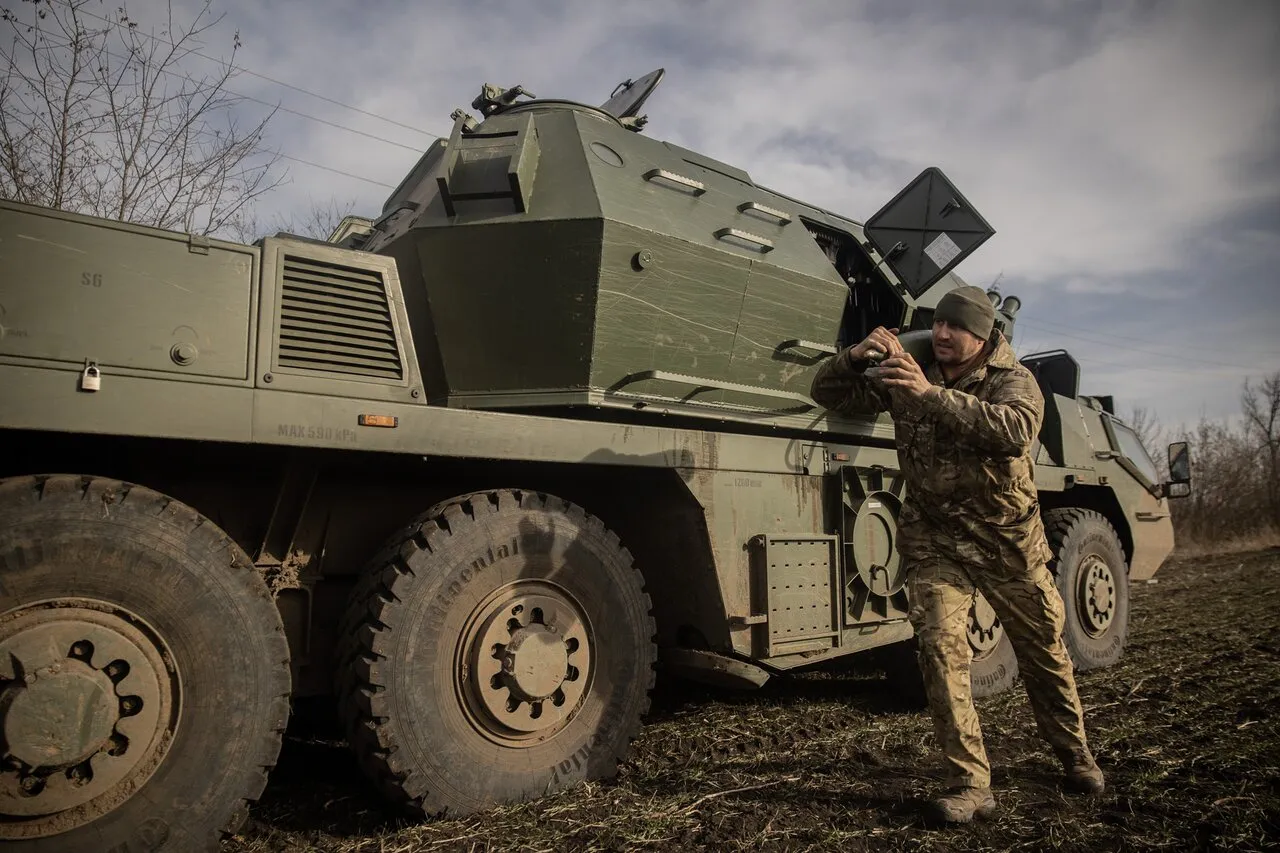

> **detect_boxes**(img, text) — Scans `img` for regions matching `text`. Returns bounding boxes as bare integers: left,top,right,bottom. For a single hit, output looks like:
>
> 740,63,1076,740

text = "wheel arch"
1040,485,1133,572
474,467,730,655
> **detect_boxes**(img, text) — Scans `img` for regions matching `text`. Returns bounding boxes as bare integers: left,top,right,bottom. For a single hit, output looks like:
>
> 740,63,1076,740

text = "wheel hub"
459,584,592,745
501,626,570,701
2,659,117,769
1078,555,1116,637
967,593,1003,659
0,601,178,834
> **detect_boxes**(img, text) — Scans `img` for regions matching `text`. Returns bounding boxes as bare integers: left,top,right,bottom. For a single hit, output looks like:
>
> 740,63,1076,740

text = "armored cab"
359,71,997,428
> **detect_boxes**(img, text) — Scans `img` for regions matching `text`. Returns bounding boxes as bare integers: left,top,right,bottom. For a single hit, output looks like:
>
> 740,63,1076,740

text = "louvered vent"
277,255,403,380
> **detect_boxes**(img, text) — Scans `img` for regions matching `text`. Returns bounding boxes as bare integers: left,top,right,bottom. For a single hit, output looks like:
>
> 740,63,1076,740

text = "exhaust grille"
276,255,403,380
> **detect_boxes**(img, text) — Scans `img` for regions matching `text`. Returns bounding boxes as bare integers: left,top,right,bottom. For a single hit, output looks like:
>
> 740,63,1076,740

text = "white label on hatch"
924,232,962,269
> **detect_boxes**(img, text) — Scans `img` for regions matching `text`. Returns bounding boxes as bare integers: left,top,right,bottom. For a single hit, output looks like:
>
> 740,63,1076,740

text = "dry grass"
225,547,1280,852
1173,529,1280,558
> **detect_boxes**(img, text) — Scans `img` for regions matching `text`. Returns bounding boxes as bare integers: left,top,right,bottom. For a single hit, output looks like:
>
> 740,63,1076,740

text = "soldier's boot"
1058,749,1106,795
927,787,997,824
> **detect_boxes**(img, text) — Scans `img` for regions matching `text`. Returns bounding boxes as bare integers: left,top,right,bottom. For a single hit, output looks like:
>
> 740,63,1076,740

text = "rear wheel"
882,590,1019,704
0,475,290,852
337,490,655,816
966,591,1020,698
1044,508,1130,671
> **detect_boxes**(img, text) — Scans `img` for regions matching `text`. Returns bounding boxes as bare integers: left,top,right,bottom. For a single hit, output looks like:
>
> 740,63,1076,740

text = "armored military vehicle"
0,69,1190,851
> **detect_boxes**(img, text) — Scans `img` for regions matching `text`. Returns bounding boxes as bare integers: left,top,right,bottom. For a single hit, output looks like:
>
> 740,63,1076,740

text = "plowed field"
225,548,1280,852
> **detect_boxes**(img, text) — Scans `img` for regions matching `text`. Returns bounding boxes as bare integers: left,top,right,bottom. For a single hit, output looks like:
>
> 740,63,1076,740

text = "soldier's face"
931,321,986,365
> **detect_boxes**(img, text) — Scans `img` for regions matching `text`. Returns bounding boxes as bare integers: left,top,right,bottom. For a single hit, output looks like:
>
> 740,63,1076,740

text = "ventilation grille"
277,255,403,380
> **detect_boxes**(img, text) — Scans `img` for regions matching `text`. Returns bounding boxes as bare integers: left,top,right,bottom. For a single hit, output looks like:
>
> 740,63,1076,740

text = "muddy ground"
226,548,1280,852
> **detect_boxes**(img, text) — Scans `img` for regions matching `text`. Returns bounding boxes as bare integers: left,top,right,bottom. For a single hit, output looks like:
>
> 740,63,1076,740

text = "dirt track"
226,548,1280,852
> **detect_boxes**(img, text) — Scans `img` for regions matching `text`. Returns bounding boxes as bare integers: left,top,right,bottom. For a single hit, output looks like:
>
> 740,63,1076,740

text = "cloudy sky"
35,0,1280,434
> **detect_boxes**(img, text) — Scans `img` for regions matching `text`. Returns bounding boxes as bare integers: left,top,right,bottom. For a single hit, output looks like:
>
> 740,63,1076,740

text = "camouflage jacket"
810,334,1052,574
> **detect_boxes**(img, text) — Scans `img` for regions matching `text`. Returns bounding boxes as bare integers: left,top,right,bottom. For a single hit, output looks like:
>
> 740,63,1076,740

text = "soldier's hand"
849,327,903,362
878,353,934,398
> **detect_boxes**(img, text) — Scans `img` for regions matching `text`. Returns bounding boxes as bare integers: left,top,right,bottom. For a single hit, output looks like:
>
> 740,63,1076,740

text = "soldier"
810,285,1105,824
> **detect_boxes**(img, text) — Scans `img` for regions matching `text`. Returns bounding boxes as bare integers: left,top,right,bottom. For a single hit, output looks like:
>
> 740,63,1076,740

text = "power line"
1020,314,1280,360
1016,319,1272,372
28,28,427,155
16,32,405,191
276,152,395,189
1017,335,1263,378
224,88,423,153
72,4,445,140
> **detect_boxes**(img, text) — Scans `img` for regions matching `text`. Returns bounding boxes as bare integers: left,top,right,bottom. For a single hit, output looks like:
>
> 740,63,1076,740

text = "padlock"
80,362,101,392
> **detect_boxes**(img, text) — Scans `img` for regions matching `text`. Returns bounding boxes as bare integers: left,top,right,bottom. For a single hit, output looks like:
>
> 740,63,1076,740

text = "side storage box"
0,200,257,383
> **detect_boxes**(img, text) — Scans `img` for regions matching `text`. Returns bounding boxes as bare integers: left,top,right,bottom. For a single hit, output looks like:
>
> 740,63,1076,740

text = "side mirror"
1165,441,1191,498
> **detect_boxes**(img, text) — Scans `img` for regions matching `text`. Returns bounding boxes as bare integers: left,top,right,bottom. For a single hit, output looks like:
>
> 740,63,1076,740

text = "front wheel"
1044,508,1130,671
338,490,655,816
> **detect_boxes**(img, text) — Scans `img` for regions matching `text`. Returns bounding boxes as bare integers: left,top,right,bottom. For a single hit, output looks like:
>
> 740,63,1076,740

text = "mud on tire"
336,489,656,816
0,475,290,853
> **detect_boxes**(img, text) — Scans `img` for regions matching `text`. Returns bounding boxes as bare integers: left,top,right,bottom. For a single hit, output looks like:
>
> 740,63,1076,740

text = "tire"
337,489,655,816
882,591,1020,705
967,591,1020,699
0,475,290,853
1044,508,1130,671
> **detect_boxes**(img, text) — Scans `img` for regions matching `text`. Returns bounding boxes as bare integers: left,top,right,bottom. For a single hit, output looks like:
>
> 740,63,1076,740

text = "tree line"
1130,373,1280,553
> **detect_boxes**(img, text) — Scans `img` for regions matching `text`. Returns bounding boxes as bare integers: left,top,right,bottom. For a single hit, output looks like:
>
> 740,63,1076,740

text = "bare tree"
228,195,359,244
0,0,282,235
1125,406,1167,479
1242,372,1280,528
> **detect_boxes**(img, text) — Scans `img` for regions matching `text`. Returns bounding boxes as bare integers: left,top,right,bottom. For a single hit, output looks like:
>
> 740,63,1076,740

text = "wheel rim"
967,593,1003,660
1077,554,1116,638
0,599,179,837
456,580,593,747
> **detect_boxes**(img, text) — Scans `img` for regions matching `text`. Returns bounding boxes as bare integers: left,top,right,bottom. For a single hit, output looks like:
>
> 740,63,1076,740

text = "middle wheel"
338,490,655,817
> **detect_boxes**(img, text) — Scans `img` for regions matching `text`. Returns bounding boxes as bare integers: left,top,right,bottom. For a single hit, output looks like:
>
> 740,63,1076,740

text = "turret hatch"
863,166,995,297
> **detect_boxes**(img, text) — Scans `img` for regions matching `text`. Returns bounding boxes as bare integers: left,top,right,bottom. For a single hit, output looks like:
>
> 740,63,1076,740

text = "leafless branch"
0,0,283,236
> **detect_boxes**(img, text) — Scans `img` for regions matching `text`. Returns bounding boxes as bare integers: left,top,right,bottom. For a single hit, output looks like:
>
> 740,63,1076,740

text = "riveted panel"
761,535,840,657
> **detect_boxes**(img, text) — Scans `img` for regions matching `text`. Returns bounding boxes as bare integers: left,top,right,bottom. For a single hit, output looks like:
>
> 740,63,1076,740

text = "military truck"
0,70,1190,851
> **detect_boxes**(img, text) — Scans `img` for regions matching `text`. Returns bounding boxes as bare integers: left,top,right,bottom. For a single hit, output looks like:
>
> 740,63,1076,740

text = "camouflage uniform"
811,333,1093,789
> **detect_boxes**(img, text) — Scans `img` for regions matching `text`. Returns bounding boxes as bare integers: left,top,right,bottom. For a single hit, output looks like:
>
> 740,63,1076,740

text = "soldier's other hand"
878,353,933,398
849,327,903,362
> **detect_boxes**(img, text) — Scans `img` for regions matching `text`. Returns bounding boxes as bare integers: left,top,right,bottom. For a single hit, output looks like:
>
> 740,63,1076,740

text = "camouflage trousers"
907,553,1092,789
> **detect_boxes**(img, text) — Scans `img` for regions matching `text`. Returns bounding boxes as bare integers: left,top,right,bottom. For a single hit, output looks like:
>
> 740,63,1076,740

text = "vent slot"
277,256,403,380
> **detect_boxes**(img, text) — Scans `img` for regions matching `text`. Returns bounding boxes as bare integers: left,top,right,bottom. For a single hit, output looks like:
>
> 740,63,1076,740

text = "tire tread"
0,475,290,851
335,489,656,815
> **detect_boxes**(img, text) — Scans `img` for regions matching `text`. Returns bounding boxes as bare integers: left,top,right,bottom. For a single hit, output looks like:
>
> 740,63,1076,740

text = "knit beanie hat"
935,285,995,340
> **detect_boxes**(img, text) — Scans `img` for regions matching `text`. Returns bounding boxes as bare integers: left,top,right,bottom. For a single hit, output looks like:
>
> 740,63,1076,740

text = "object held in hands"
865,329,933,378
